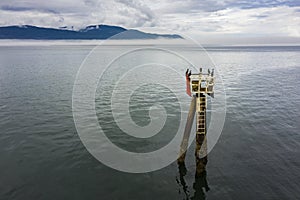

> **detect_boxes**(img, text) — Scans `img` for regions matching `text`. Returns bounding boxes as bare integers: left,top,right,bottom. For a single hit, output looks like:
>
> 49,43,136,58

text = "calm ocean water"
0,44,299,200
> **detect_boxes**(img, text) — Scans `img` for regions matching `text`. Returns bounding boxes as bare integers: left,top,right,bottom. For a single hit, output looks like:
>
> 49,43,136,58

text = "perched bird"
186,69,189,76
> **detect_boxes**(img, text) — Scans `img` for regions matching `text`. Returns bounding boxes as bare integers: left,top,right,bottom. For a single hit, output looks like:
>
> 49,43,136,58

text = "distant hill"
0,25,182,40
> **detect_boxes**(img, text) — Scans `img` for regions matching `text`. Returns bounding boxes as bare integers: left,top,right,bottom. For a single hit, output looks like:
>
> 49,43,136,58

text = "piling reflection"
193,156,209,199
176,162,189,199
176,155,209,200
177,127,210,199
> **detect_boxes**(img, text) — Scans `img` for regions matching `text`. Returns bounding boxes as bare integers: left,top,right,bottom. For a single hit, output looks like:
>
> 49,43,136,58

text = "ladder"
196,94,206,135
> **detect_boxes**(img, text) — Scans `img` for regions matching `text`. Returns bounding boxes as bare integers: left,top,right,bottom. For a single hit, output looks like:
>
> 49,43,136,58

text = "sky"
0,0,299,45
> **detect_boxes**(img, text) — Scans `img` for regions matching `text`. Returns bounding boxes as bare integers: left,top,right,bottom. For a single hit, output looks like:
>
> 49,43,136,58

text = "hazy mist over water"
0,42,299,200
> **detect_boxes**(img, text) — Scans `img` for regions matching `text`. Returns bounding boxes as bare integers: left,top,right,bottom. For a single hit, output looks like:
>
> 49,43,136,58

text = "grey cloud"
225,0,300,9
1,5,59,13
116,0,156,26
251,14,269,18
0,0,96,14
0,0,157,28
149,0,300,14
0,0,298,44
1,5,35,12
84,0,99,7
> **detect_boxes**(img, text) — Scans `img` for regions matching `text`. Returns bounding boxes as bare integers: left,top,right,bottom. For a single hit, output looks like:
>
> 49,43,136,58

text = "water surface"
0,44,299,200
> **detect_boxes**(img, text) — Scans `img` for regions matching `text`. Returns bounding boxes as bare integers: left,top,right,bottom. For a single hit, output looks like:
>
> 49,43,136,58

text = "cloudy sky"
0,0,299,44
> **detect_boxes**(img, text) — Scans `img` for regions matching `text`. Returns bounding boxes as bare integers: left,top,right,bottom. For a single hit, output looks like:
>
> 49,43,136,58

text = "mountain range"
0,25,182,40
